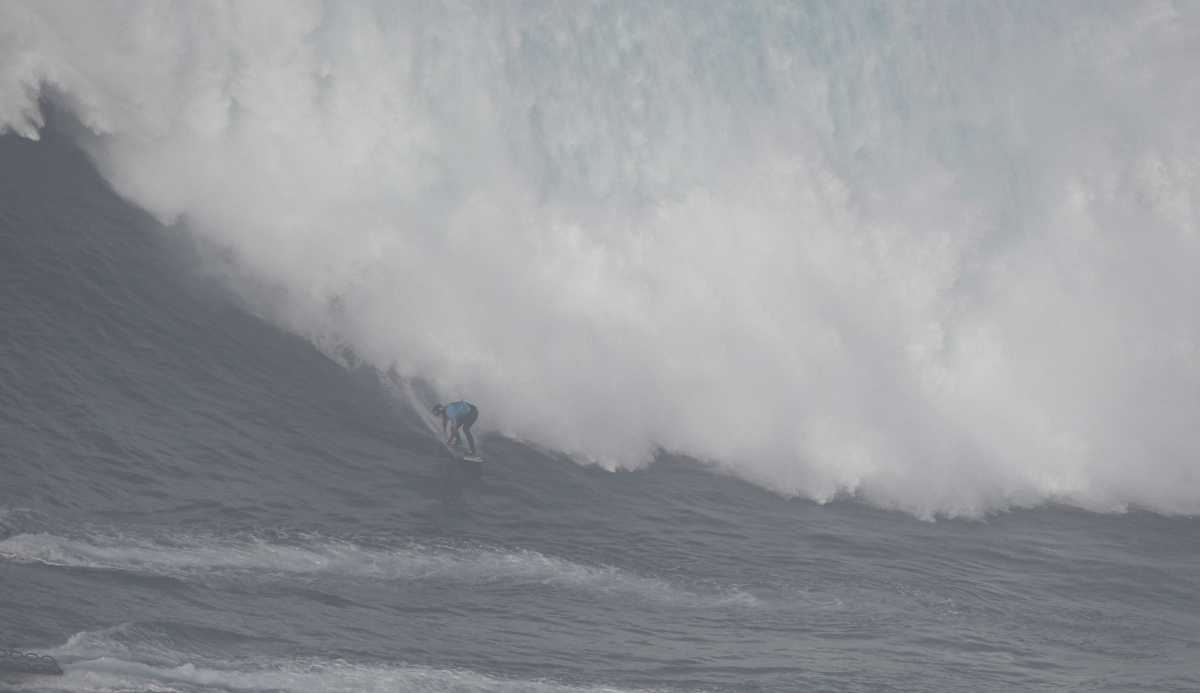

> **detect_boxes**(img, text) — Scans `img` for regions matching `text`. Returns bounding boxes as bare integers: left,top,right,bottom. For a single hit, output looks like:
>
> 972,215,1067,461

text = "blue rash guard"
444,401,477,425
442,401,479,455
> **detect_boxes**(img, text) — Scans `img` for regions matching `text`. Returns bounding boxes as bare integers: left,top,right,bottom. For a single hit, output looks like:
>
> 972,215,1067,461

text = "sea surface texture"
3,2,1200,691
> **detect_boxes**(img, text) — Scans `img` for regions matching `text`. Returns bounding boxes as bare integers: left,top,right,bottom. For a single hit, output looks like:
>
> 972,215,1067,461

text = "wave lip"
0,530,759,608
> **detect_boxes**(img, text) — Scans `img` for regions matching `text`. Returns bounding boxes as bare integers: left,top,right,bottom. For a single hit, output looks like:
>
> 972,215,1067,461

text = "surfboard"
443,441,483,463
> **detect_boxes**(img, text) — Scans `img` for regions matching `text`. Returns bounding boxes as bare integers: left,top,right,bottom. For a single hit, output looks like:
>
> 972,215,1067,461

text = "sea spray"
2,1,1198,517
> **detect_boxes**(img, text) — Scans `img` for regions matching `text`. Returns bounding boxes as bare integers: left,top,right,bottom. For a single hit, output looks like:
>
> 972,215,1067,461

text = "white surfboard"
445,441,483,462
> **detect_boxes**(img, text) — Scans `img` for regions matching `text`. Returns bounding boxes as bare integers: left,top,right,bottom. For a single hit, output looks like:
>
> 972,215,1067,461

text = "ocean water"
3,2,1200,691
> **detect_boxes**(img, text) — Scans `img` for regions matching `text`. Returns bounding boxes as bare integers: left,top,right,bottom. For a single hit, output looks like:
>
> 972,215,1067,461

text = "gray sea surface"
2,133,1199,692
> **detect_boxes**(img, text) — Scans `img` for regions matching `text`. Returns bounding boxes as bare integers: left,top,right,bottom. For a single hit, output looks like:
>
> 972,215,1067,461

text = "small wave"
19,632,671,693
0,531,758,608
37,660,658,693
26,625,675,693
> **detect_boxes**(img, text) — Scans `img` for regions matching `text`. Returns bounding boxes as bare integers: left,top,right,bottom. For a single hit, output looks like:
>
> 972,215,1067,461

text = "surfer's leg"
462,407,479,454
463,425,476,454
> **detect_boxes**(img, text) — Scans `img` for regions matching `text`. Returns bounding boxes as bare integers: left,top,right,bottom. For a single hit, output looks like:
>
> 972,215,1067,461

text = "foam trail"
34,660,662,693
2,2,1199,517
35,626,668,693
0,531,758,607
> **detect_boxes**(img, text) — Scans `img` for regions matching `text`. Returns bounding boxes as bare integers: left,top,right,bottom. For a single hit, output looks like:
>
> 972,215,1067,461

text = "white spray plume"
3,1,1199,517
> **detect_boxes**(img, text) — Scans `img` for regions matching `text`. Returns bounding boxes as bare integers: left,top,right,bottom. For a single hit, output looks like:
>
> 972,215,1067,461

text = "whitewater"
1,1,1198,691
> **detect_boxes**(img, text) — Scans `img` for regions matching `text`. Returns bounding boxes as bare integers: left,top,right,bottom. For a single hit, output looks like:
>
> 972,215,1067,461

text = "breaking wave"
2,2,1199,517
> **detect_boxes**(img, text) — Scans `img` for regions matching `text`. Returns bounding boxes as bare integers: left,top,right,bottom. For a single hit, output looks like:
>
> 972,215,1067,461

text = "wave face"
3,2,1200,515
2,96,1200,691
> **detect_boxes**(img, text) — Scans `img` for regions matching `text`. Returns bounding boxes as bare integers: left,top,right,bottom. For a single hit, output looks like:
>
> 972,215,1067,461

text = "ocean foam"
0,531,757,608
2,2,1198,517
35,625,667,693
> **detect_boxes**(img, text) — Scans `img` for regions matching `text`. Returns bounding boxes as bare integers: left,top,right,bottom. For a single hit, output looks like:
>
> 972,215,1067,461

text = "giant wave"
2,1,1199,517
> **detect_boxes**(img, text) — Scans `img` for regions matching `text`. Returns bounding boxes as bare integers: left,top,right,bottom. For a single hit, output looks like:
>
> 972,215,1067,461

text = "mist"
3,0,1199,517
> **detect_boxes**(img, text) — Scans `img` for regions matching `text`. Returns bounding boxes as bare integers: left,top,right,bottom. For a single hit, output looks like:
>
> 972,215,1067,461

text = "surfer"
433,401,479,456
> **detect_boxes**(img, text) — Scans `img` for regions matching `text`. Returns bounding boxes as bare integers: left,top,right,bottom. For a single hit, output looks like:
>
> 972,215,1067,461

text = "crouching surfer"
433,401,479,456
